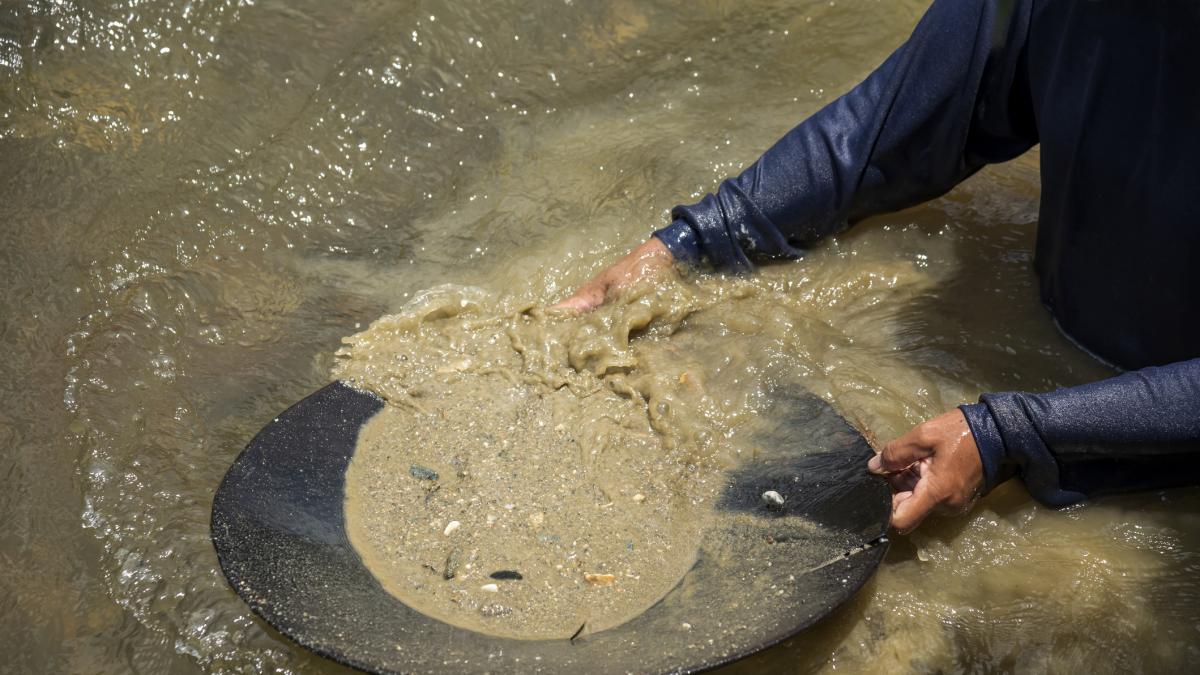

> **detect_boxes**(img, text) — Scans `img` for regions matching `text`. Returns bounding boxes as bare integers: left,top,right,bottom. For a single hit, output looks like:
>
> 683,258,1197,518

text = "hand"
551,237,675,312
867,409,984,534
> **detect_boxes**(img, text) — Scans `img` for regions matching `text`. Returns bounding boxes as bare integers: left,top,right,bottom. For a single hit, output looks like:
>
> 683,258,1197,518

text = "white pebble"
632,493,645,502
480,583,499,592
762,490,786,508
444,520,461,536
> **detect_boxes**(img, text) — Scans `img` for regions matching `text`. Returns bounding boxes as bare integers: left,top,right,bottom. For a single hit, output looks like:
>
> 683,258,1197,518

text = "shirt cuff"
652,219,702,266
959,402,1011,494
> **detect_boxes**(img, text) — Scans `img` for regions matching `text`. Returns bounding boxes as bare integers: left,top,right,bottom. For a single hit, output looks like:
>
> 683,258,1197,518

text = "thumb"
891,482,938,534
868,432,934,474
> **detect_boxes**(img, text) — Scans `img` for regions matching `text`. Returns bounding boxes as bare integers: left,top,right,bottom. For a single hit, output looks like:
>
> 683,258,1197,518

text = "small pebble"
490,570,524,580
443,548,461,580
444,520,461,536
584,573,616,585
528,511,545,527
410,464,439,481
762,490,786,509
480,583,499,593
632,493,645,503
435,357,471,374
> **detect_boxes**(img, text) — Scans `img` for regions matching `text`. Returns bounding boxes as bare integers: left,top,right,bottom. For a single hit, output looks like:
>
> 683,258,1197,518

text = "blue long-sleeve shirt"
653,0,1200,506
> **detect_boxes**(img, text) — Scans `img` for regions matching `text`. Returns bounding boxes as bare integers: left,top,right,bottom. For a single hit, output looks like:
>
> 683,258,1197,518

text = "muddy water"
3,0,1198,672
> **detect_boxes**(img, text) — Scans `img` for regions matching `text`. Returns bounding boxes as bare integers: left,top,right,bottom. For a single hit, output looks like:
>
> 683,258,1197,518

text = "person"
554,0,1200,533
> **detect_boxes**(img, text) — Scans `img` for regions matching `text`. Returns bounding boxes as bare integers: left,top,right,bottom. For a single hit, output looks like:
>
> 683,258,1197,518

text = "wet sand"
339,288,720,639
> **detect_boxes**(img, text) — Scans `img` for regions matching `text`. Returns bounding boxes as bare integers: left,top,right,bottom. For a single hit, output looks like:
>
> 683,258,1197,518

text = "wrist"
959,402,1011,494
652,219,698,265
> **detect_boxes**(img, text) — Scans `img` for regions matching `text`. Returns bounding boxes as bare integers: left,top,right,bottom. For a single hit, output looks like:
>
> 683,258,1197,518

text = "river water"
3,0,1198,672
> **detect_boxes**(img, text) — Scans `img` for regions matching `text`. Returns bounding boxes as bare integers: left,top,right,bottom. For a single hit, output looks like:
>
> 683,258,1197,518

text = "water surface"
3,0,1198,672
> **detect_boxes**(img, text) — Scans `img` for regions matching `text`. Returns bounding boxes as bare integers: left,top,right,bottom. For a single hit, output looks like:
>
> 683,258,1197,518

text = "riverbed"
3,0,1198,672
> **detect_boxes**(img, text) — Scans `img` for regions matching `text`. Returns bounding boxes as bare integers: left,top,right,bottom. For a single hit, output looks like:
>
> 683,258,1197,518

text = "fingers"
869,411,986,535
866,453,886,474
890,481,938,534
549,261,620,313
868,429,935,474
885,467,920,493
550,283,606,312
550,269,616,312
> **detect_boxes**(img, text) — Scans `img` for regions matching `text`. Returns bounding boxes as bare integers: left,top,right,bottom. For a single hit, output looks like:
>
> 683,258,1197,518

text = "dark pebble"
489,570,523,580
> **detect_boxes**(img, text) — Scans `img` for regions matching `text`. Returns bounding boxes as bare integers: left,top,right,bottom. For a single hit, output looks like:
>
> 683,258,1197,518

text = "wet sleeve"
654,0,1037,270
959,358,1200,508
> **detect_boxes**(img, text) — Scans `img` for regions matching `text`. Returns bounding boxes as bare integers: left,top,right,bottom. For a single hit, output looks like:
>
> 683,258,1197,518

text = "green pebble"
409,464,439,481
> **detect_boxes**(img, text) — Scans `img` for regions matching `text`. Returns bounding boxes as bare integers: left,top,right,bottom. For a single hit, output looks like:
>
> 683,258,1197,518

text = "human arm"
960,358,1200,507
654,0,1037,271
557,0,1037,310
871,358,1200,532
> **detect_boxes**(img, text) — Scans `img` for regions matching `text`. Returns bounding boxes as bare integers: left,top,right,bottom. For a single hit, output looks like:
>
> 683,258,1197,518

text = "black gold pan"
211,380,890,673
